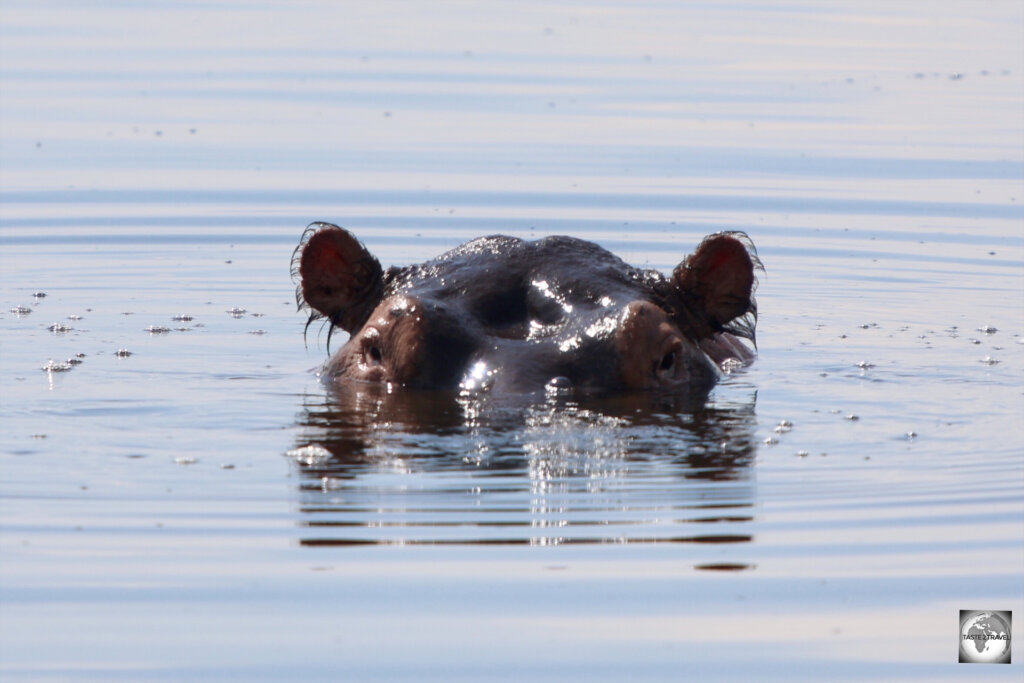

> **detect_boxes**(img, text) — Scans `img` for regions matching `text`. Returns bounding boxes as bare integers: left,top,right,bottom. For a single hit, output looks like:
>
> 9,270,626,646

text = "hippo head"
294,223,759,394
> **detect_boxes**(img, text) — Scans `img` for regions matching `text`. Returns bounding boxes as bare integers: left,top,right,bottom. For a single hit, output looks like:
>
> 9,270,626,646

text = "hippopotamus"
294,223,759,394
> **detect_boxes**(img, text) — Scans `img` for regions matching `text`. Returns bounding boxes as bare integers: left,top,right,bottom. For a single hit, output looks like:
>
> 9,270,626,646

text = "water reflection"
289,383,758,554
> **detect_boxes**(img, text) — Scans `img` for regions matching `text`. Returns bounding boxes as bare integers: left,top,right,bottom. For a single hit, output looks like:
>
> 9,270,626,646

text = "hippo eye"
658,350,675,373
366,344,382,365
360,329,383,367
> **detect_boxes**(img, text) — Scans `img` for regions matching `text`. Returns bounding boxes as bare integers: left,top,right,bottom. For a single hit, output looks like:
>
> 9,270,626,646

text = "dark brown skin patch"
615,301,706,390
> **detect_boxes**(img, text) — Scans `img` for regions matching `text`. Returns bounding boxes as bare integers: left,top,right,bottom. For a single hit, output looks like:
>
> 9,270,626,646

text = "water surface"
1,1,1022,680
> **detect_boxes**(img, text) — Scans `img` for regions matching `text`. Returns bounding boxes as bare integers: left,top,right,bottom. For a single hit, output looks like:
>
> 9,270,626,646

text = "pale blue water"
2,1,1022,680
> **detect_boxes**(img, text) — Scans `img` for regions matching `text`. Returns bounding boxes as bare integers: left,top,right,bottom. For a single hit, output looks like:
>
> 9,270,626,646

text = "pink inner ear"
677,234,755,331
302,229,359,277
301,231,356,312
298,226,383,332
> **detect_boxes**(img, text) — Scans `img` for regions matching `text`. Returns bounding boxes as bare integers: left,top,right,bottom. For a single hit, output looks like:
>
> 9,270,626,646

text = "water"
2,1,1022,680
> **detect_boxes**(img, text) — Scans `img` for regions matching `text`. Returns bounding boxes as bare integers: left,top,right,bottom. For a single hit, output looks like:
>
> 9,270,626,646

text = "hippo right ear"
291,222,384,341
670,232,761,346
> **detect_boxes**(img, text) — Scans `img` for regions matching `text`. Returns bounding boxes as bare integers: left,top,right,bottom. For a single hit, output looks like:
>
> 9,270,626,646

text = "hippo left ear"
292,222,384,344
671,232,760,345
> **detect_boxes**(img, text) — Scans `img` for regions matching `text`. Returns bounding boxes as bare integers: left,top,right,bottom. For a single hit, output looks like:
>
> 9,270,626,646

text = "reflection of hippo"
294,223,759,394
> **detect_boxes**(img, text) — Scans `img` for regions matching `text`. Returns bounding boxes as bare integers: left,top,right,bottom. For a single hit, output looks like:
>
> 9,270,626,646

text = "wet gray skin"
294,223,759,395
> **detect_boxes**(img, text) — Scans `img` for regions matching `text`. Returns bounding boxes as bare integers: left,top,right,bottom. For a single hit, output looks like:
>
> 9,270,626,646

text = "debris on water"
48,323,73,333
774,420,793,434
171,314,194,322
115,348,133,357
321,476,344,491
248,330,267,335
978,325,997,334
844,414,860,421
220,464,235,470
763,436,778,446
720,357,744,373
174,456,197,465
227,307,247,317
74,352,85,358
66,357,83,366
67,314,82,321
285,444,332,466
10,305,32,315
855,361,875,369
146,325,171,333
796,450,809,458
41,359,73,372
250,312,265,317
32,291,47,298
980,356,1000,366
905,431,918,440
969,338,981,345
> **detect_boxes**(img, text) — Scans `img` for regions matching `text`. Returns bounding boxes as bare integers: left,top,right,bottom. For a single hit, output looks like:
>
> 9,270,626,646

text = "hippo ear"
671,232,760,345
291,222,384,339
